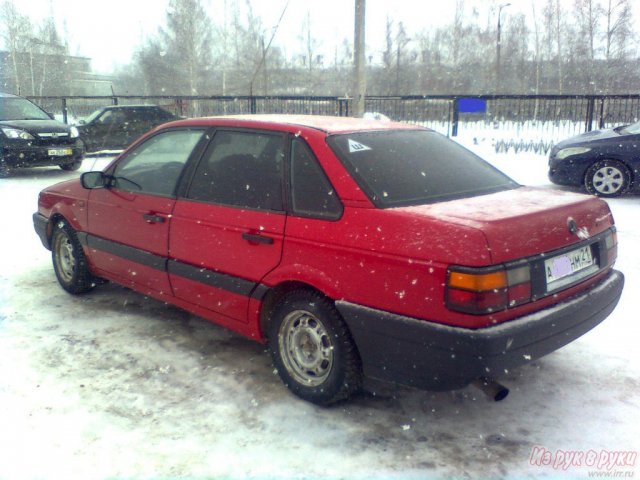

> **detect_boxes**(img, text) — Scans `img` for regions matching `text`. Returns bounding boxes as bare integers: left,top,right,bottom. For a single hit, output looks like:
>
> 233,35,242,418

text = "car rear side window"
327,130,517,207
290,138,342,219
186,130,284,211
111,129,204,196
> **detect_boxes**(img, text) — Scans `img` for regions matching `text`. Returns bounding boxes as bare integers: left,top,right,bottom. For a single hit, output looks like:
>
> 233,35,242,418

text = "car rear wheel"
584,160,631,197
267,290,362,405
51,221,95,294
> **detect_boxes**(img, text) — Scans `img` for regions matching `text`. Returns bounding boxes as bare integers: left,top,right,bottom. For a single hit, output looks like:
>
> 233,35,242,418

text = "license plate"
545,245,598,291
48,148,73,157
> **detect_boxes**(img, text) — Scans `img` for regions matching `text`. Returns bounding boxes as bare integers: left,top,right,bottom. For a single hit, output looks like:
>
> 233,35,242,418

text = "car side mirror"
81,171,108,189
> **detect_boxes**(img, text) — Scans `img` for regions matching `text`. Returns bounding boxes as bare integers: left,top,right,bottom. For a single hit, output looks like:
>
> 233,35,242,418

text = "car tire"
267,289,362,405
78,139,92,155
60,159,83,171
51,221,95,294
0,160,10,178
584,160,631,197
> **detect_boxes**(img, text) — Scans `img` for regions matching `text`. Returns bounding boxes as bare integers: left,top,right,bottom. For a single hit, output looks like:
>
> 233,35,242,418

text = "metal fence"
27,94,640,153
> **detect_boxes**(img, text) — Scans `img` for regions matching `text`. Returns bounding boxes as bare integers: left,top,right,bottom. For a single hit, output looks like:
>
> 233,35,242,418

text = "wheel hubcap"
592,166,624,194
279,310,333,386
55,233,76,283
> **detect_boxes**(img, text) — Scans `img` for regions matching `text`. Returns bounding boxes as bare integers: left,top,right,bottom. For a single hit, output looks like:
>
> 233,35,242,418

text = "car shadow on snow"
2,166,80,181
542,182,640,198
10,268,629,476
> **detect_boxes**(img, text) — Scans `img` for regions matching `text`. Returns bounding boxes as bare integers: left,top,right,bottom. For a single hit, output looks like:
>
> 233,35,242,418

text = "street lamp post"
496,2,511,93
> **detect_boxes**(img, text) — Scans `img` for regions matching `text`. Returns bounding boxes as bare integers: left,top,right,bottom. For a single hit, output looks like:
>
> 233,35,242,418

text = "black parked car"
549,123,640,197
0,93,84,177
76,105,180,152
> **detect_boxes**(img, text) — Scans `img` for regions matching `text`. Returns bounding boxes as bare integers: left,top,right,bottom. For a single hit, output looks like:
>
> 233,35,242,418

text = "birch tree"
0,0,32,94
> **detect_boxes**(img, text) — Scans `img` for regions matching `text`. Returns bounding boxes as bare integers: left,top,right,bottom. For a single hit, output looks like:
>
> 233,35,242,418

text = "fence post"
585,96,595,132
338,98,350,117
112,97,119,106
451,97,459,137
61,98,68,124
249,96,257,114
598,97,606,129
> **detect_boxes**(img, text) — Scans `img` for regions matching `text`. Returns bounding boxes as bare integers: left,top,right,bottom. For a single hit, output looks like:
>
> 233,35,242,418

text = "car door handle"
143,213,166,224
242,232,274,245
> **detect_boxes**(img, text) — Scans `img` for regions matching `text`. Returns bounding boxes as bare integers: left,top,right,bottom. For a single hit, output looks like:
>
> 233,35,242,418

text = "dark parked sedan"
1,93,84,176
76,105,180,152
549,123,640,197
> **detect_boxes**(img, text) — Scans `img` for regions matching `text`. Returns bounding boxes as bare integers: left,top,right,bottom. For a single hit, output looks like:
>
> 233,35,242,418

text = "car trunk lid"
397,187,614,264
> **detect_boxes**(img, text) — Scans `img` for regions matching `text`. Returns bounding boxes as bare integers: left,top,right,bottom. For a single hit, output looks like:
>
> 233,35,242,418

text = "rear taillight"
446,264,531,315
604,228,618,267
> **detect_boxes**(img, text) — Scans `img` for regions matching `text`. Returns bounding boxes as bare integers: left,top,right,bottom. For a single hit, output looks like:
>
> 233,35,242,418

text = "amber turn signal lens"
448,270,507,292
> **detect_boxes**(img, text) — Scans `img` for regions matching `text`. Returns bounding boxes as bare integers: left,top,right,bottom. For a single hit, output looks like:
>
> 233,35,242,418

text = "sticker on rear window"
348,139,371,153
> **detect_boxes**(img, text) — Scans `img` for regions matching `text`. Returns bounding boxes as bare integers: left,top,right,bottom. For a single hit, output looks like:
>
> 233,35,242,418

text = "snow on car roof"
168,114,426,134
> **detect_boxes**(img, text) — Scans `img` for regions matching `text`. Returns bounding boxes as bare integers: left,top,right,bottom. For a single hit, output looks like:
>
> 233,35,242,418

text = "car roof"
167,114,425,135
0,92,21,99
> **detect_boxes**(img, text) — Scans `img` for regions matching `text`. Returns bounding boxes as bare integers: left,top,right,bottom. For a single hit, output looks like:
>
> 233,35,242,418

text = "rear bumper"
337,269,624,391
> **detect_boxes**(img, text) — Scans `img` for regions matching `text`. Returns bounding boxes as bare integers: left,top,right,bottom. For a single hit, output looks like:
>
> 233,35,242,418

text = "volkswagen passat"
34,115,624,404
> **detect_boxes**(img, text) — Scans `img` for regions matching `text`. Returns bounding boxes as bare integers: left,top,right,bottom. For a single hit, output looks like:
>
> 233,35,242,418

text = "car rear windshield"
0,98,51,121
619,122,640,135
326,129,517,207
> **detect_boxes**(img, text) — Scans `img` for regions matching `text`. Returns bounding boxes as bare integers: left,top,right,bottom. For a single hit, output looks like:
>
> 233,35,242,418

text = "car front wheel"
51,221,94,294
584,160,631,197
267,290,362,405
60,159,83,171
0,160,10,178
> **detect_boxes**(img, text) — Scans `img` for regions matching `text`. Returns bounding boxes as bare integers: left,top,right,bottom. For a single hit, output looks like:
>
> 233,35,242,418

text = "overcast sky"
13,0,640,72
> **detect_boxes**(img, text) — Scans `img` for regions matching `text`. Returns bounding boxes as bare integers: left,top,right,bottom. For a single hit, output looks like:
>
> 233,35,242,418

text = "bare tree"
134,0,215,95
503,13,532,93
0,0,72,95
451,0,465,67
603,0,633,60
0,0,32,94
161,0,214,95
572,0,602,91
602,0,634,93
542,0,565,93
530,1,542,92
299,10,321,72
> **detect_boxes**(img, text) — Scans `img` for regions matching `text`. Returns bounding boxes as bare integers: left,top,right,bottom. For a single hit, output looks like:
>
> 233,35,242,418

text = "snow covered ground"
1,140,639,479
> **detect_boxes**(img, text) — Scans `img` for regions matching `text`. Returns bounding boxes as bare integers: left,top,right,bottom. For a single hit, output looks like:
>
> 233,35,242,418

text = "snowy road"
1,146,639,479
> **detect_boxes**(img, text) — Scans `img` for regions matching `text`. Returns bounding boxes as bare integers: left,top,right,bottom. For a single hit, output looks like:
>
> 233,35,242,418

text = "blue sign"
458,98,487,114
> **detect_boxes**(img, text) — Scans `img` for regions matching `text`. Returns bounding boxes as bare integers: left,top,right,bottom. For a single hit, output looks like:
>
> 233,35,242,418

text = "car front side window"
111,129,204,196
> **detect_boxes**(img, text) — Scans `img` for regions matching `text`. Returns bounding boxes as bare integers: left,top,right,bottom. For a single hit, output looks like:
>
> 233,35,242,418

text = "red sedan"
33,115,624,404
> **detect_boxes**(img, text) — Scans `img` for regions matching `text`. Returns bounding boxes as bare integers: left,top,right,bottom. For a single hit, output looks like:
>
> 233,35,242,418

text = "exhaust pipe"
471,377,509,401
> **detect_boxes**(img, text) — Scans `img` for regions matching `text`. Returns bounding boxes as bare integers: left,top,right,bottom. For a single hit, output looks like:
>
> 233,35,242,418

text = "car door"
86,128,206,295
126,108,154,145
83,108,128,150
169,129,286,322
